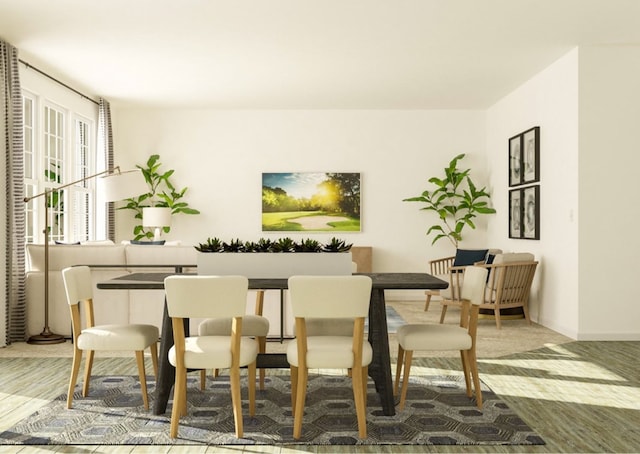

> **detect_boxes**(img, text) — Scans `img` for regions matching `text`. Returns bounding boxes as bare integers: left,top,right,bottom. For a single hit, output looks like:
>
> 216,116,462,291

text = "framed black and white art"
509,126,540,187
522,126,540,184
522,185,540,240
509,185,540,240
508,188,522,239
508,134,522,187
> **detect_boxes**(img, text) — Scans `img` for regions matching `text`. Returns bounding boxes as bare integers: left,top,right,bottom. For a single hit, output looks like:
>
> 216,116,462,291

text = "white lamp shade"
143,207,172,227
99,169,148,202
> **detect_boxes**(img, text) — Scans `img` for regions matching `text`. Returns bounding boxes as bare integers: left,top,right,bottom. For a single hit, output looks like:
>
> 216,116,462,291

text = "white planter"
197,252,353,278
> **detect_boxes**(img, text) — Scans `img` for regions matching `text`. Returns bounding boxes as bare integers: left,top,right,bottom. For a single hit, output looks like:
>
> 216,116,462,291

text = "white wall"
487,45,640,340
486,49,580,337
577,45,640,340
112,109,489,299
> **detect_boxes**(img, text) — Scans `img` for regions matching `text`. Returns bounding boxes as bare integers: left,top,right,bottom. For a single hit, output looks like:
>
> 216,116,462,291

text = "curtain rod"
19,59,100,106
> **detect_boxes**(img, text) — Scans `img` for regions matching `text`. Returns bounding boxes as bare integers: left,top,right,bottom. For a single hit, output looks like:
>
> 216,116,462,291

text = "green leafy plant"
403,153,496,248
222,238,245,252
119,154,200,241
294,238,322,252
194,237,352,253
195,237,223,252
271,237,296,253
322,237,353,252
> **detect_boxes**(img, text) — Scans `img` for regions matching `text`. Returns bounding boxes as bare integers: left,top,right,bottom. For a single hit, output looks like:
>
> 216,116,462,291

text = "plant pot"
197,252,353,278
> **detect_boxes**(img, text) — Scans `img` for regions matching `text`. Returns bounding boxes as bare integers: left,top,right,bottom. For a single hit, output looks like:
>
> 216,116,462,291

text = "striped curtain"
98,98,115,241
0,40,26,345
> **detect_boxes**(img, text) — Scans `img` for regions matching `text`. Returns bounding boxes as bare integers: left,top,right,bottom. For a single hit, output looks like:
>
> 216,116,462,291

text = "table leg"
153,299,188,415
367,288,396,416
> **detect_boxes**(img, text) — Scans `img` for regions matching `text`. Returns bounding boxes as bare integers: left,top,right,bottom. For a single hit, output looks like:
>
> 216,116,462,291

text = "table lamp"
142,207,172,242
24,167,148,344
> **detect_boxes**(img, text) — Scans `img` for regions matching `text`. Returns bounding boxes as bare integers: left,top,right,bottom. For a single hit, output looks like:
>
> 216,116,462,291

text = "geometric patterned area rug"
0,374,544,446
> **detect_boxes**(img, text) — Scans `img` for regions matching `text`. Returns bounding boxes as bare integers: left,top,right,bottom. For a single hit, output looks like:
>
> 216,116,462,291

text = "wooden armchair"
425,249,502,312
439,253,538,329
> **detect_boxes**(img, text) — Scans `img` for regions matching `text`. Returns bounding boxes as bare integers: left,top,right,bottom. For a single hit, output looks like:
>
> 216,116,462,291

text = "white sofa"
25,243,199,338
25,243,374,339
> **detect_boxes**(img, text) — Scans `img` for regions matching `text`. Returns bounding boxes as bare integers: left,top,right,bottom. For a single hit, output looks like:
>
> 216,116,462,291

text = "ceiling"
1,0,639,109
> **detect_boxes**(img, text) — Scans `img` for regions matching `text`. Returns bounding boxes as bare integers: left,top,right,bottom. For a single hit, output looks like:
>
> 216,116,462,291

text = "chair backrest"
460,266,488,306
61,266,94,306
490,261,538,304
487,252,534,290
164,275,248,318
288,275,373,319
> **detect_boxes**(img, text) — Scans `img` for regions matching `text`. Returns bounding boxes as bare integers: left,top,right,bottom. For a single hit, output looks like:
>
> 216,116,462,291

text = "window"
22,89,97,244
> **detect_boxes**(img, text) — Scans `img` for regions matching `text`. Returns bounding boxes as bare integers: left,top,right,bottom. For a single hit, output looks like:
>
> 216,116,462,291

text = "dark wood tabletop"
98,271,447,291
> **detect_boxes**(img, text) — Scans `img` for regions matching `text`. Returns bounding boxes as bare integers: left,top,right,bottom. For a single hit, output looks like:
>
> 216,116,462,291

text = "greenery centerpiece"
195,237,354,278
119,154,200,241
195,237,352,253
403,154,496,248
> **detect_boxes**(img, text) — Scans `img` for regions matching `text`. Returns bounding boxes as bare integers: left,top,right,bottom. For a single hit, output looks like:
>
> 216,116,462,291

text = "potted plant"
404,153,496,248
195,237,354,278
119,154,200,241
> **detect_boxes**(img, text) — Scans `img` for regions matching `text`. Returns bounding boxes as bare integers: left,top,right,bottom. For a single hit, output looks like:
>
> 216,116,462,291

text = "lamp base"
27,331,66,345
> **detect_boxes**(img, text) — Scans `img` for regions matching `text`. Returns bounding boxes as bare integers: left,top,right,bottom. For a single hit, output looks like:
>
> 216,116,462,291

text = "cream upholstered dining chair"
61,266,159,410
164,275,258,439
287,275,373,439
199,289,270,390
394,265,488,411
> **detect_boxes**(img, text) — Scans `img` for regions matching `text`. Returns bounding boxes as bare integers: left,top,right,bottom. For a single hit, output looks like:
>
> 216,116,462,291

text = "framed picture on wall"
522,126,540,184
508,188,523,239
508,133,523,187
261,172,361,232
522,185,540,240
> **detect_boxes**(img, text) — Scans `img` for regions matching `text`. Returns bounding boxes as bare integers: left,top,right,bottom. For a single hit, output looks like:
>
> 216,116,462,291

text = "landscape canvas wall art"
262,172,361,232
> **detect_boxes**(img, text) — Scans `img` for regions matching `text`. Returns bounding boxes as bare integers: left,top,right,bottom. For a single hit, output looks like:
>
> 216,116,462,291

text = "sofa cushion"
493,252,535,264
125,245,198,271
26,244,127,271
453,248,488,269
486,252,536,294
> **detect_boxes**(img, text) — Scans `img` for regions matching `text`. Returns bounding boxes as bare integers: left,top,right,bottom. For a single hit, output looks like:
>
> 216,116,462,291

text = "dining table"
97,271,448,416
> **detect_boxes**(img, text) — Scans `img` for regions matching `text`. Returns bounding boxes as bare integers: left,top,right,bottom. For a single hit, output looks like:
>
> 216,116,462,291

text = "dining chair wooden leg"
67,347,82,408
135,350,150,410
149,342,159,379
398,349,413,411
247,361,257,416
200,369,207,390
468,350,483,409
352,364,368,438
460,350,472,397
82,350,95,397
170,366,187,438
361,365,368,403
293,366,308,439
229,365,244,438
290,366,298,416
394,344,405,396
494,307,502,330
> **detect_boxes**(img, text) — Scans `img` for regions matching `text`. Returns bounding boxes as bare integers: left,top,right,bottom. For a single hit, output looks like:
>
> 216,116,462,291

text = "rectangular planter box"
197,252,353,278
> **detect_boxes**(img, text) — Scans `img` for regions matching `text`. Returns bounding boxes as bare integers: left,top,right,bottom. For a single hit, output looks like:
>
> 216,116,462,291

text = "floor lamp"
24,167,148,344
